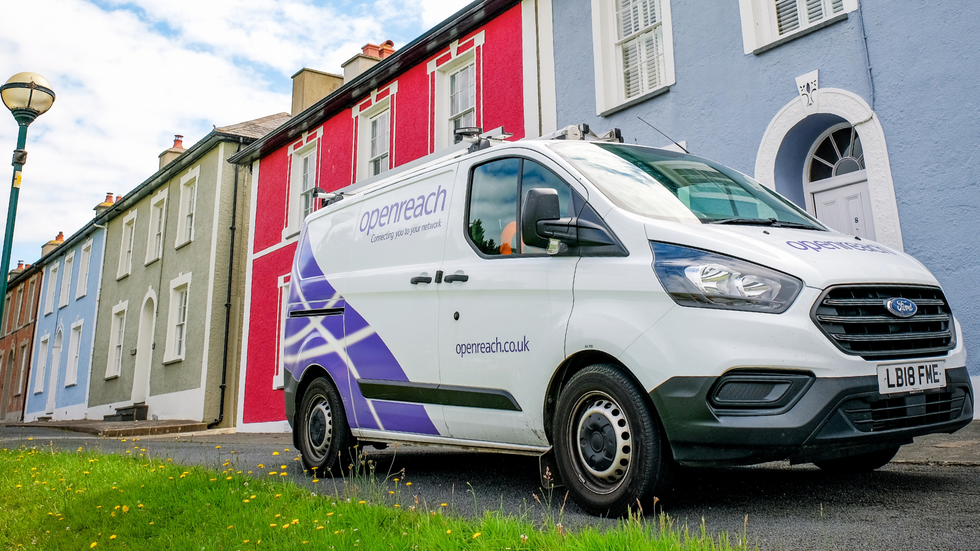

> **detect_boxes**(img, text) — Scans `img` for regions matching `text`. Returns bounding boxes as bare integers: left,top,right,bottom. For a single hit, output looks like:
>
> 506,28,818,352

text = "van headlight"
651,242,802,313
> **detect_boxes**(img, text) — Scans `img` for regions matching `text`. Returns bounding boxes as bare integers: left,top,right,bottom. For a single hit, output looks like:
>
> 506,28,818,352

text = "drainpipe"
209,138,243,428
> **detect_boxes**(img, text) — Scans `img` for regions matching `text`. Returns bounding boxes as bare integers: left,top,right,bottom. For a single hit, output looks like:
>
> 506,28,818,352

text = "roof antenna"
636,116,690,154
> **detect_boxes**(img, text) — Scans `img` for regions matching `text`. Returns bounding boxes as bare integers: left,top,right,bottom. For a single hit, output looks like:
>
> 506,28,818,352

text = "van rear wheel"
553,364,664,517
298,377,353,475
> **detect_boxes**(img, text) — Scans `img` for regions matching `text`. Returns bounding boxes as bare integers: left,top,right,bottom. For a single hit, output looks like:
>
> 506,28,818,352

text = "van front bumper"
649,366,974,466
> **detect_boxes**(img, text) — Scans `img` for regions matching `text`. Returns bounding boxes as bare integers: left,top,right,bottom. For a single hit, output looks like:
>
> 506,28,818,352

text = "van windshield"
549,142,823,229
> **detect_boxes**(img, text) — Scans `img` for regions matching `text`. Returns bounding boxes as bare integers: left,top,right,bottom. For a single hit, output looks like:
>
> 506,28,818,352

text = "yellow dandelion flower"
282,525,289,530
257,463,265,468
216,446,221,449
227,525,234,530
268,472,277,476
394,504,401,508
273,451,279,456
441,503,447,507
270,524,277,528
292,519,299,525
317,526,325,530
389,491,394,494
114,506,121,510
312,479,320,483
243,499,250,503
250,495,256,499
446,530,451,534
406,482,412,486
110,535,116,540
210,479,217,482
358,500,366,504
90,543,97,548
122,505,129,513
226,476,233,480
279,473,287,477
473,533,481,538
275,494,281,498
327,512,334,517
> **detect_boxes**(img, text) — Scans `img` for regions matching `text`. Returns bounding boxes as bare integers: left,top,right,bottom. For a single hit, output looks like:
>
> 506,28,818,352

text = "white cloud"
0,0,443,266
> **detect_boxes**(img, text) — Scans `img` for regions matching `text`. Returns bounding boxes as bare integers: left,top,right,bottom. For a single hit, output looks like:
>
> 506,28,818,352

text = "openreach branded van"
283,126,973,516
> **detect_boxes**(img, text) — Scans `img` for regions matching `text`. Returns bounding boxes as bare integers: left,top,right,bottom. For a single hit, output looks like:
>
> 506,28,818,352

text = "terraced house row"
0,0,977,427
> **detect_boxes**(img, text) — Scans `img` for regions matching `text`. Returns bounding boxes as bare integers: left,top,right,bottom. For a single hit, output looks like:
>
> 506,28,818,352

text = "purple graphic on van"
283,232,439,435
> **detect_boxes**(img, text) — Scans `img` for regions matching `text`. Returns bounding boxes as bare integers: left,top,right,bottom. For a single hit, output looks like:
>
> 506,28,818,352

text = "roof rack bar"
535,124,624,143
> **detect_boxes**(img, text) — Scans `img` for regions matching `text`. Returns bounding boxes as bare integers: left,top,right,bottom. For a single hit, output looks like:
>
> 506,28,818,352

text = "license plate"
877,361,945,395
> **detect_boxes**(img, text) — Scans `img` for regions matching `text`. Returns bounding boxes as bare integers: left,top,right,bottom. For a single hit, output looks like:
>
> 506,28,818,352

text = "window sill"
175,239,192,251
282,227,300,241
116,273,130,282
64,382,76,388
104,374,120,380
163,356,183,366
751,13,849,55
145,257,160,267
598,85,671,117
75,293,87,300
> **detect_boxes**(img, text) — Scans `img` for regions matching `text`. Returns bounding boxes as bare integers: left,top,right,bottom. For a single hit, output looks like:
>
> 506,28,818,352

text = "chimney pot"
174,135,184,149
115,195,122,203
56,232,64,242
16,261,23,270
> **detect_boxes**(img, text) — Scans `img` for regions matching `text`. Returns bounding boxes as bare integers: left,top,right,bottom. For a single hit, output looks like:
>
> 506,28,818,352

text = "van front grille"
811,285,954,360
840,387,967,432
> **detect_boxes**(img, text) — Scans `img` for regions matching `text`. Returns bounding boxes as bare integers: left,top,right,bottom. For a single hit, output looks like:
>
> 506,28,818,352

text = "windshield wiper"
706,217,822,230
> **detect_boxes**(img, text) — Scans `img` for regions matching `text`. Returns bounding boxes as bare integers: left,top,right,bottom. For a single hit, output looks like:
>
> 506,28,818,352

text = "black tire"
297,377,354,475
553,364,665,517
814,446,900,474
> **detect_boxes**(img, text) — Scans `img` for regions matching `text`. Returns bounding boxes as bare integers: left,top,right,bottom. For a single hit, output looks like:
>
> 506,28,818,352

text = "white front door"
809,172,876,240
46,331,63,414
132,296,155,404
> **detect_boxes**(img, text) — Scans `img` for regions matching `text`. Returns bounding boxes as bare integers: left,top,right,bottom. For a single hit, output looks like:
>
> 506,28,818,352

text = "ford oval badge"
885,297,918,318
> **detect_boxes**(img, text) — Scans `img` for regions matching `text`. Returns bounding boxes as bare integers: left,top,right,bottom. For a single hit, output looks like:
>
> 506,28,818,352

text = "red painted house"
230,0,557,431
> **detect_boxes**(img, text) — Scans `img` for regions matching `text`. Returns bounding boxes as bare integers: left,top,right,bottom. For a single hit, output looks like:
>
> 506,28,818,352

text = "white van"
283,126,972,516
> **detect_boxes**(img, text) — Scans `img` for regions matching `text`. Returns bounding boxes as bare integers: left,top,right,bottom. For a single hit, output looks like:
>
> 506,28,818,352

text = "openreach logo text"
359,184,448,236
456,336,530,357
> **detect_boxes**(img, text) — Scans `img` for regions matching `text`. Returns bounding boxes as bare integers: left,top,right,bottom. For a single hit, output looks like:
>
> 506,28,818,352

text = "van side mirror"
522,188,562,249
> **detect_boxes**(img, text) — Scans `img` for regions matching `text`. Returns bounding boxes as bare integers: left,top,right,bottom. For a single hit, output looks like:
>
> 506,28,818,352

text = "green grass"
0,444,754,550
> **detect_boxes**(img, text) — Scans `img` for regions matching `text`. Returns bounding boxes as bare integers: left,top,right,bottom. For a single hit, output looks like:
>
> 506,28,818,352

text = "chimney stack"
341,40,395,84
291,68,344,116
158,134,186,170
41,231,64,257
94,192,115,216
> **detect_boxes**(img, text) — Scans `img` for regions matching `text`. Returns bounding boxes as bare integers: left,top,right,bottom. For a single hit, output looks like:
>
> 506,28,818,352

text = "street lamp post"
0,73,55,327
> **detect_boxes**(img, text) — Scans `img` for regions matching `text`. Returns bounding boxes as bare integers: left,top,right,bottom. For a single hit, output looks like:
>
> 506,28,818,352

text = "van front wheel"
298,377,353,475
553,365,664,517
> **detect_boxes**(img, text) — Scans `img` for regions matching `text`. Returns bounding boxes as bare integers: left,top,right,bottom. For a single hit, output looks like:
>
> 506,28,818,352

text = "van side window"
468,158,573,256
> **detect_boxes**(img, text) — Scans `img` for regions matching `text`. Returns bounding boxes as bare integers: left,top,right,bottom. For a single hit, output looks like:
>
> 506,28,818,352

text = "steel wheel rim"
305,394,333,462
573,392,632,487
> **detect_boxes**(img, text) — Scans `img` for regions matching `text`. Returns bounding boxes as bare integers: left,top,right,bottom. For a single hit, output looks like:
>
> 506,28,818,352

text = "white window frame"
285,140,318,238
34,334,49,393
273,275,290,390
448,63,476,134
117,209,138,279
428,33,483,151
146,189,167,264
14,286,23,328
591,0,675,116
2,295,9,335
65,320,83,387
44,263,58,315
59,251,74,308
76,239,92,300
106,301,128,379
176,167,199,248
738,0,858,54
368,110,391,177
354,88,397,182
26,276,36,322
163,272,192,364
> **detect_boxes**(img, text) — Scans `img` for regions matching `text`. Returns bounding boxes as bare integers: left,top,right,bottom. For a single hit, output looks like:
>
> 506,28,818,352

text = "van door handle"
444,274,469,283
410,276,432,285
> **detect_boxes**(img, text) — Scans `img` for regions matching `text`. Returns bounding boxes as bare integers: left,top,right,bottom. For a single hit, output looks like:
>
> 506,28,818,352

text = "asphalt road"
3,425,979,551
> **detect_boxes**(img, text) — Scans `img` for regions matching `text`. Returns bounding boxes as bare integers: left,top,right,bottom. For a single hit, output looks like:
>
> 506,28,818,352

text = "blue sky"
0,0,470,268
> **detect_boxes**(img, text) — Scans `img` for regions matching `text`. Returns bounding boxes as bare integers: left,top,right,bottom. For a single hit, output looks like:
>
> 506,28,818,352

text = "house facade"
86,115,288,426
22,222,106,422
551,0,979,393
0,261,43,421
231,0,558,431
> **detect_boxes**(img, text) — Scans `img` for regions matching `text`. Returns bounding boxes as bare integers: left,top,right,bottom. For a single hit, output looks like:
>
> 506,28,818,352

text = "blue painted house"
551,0,978,398
23,210,107,421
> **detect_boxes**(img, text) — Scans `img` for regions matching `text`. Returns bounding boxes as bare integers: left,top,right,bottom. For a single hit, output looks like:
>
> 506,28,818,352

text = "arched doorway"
804,123,875,239
46,330,63,414
755,87,903,250
132,292,156,404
